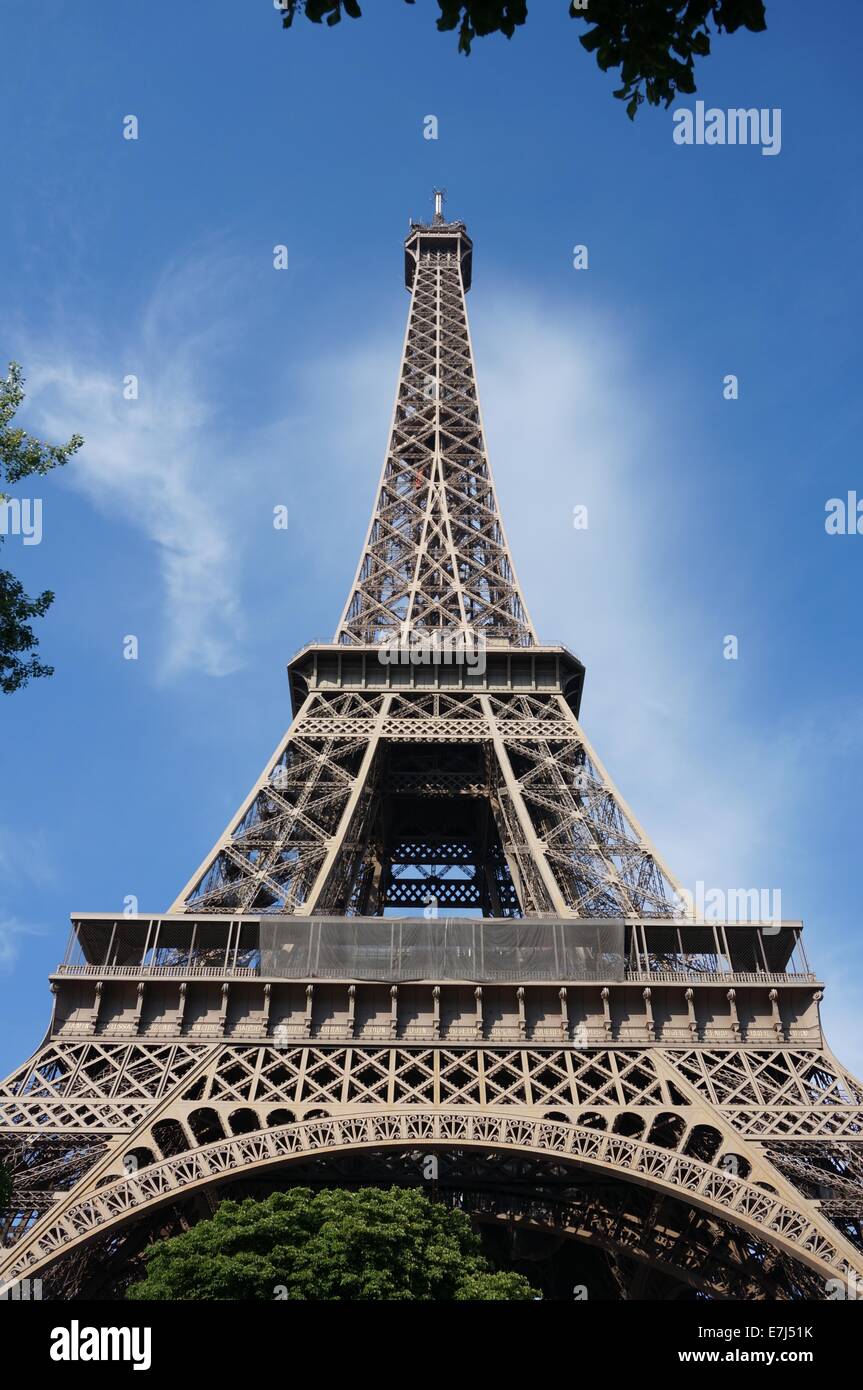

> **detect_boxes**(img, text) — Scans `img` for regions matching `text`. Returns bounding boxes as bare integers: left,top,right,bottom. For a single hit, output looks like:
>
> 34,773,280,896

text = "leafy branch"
277,1,767,117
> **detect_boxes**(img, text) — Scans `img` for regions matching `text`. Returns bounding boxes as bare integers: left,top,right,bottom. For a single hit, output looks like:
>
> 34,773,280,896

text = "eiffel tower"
2,195,862,1301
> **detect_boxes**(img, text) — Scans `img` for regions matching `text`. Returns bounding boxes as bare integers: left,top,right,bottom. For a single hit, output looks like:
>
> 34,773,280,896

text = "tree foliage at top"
279,1,767,117
0,362,82,694
126,1185,539,1300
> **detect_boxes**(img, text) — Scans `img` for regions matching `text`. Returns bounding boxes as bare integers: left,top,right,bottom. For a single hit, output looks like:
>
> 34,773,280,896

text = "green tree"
127,1186,539,1300
279,1,767,117
0,362,82,694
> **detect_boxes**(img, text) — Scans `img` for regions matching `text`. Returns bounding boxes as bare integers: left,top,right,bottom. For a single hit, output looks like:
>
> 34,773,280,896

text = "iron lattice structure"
2,203,862,1300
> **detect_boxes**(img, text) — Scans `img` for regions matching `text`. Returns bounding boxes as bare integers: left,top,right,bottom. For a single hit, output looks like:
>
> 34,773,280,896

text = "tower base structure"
2,909,862,1299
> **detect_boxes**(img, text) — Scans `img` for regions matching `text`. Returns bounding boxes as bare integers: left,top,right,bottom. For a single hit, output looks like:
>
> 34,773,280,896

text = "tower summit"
405,191,472,291
2,204,862,1301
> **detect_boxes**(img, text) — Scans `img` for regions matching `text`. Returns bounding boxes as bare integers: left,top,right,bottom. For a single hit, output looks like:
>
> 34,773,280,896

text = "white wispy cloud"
474,287,862,1070
0,828,54,975
0,917,44,974
474,287,794,896
0,824,57,889
24,249,251,679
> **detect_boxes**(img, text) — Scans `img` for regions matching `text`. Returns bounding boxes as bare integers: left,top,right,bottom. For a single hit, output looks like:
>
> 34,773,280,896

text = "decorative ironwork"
2,203,861,1299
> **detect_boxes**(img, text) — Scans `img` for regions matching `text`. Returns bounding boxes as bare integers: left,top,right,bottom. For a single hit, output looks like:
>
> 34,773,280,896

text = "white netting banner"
259,918,624,982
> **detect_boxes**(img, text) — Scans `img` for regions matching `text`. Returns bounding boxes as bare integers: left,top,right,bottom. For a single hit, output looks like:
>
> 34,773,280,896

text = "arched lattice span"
2,1109,859,1293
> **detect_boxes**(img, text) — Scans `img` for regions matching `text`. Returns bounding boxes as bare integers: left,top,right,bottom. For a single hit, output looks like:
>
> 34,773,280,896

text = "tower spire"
336,201,529,646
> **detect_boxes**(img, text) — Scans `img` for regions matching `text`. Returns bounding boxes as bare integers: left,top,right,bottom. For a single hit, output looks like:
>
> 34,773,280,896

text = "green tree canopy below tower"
127,1186,540,1301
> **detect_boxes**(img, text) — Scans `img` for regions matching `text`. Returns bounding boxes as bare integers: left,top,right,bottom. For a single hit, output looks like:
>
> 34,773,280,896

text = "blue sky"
1,0,862,1075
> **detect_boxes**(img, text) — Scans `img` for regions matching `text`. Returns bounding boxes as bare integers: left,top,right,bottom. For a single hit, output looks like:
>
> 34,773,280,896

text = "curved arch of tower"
2,204,861,1299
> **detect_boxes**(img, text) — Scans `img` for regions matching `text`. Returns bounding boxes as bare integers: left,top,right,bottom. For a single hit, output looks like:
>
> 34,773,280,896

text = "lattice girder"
3,1098,862,1294
171,684,682,918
